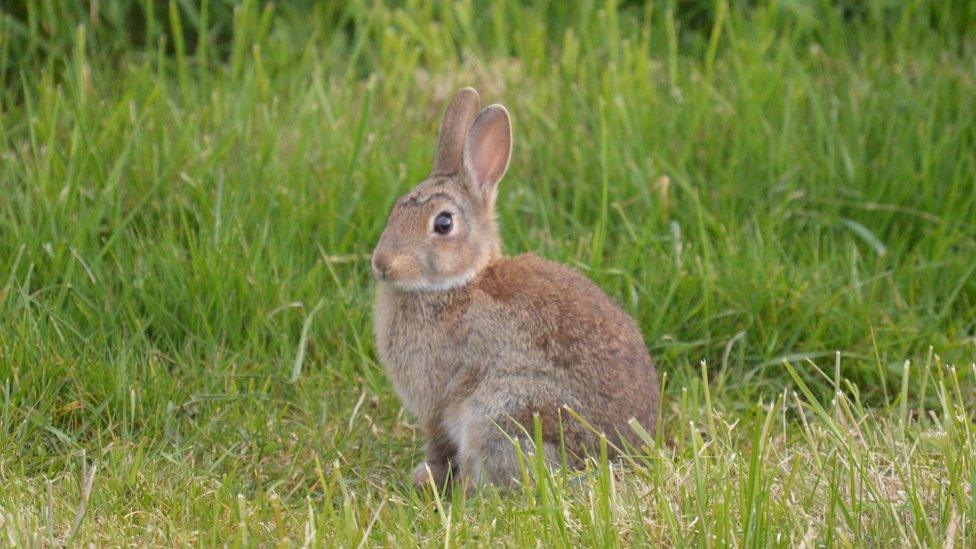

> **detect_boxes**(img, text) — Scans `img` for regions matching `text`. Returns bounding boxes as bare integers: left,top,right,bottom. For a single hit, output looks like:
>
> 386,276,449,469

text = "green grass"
1,0,974,545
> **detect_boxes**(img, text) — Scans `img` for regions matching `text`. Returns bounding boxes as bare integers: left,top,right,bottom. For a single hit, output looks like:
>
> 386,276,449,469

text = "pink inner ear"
471,117,508,184
464,106,512,195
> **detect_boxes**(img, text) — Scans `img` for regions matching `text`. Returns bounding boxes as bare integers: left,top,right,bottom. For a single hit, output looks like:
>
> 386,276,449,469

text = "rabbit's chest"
374,293,467,423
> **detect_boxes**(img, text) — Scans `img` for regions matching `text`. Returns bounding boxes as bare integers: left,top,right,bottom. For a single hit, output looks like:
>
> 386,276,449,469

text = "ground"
0,1,974,546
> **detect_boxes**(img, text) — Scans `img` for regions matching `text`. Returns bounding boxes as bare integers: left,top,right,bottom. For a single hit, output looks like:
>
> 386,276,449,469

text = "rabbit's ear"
431,87,481,176
462,104,512,206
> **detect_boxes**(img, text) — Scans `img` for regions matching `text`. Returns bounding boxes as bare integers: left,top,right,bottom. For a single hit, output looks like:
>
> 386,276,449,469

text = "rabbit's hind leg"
457,419,559,488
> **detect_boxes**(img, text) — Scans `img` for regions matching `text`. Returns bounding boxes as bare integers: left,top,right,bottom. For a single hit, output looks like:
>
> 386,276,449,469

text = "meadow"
1,0,974,545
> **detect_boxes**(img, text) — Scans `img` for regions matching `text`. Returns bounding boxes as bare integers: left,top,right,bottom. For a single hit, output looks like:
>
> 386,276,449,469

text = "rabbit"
372,87,659,490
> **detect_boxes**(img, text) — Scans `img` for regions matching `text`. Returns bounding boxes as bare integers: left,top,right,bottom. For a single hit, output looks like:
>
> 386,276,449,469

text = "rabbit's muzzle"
372,251,393,280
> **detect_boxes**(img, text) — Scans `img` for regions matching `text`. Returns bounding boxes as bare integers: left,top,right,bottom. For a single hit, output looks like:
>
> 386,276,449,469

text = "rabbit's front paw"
411,461,450,489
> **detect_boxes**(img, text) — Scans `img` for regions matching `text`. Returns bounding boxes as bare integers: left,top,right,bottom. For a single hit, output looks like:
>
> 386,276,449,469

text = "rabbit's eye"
433,212,453,235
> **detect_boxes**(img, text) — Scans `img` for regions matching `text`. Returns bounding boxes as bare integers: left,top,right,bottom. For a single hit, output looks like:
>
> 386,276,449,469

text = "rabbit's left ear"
431,88,481,176
462,104,512,207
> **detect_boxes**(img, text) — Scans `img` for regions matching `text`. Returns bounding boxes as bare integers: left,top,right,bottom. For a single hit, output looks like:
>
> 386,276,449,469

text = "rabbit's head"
372,88,512,292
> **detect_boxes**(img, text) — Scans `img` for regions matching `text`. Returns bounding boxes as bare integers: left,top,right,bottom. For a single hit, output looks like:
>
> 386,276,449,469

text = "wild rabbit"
372,88,659,490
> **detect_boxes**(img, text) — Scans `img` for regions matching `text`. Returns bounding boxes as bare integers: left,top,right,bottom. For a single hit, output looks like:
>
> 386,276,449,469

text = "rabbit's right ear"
430,87,481,176
462,104,512,208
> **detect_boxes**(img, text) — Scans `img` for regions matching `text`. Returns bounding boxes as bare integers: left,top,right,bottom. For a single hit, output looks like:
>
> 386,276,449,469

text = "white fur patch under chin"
392,269,478,293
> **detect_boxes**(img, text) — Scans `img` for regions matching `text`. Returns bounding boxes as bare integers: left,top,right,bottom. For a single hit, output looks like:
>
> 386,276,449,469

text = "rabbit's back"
456,254,659,451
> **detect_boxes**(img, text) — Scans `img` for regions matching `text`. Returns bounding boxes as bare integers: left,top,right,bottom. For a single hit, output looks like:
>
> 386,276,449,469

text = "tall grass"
0,0,973,545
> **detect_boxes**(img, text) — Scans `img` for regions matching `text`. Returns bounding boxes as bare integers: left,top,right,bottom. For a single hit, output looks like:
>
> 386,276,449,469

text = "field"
1,0,975,545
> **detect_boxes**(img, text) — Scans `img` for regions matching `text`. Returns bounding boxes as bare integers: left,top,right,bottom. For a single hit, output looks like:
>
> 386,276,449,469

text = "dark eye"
433,212,453,235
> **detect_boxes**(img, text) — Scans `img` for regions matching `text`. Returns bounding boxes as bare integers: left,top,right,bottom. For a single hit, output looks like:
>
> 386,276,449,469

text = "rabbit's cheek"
439,248,471,278
402,258,424,279
428,239,457,270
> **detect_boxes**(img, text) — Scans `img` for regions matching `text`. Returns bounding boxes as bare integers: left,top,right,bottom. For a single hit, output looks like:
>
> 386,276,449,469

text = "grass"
0,0,974,545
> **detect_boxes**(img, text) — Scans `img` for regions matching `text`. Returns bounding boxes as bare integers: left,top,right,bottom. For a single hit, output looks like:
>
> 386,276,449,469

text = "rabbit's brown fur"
372,88,659,489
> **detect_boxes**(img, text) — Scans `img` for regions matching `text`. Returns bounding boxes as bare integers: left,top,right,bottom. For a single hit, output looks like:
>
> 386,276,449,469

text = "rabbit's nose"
372,253,392,279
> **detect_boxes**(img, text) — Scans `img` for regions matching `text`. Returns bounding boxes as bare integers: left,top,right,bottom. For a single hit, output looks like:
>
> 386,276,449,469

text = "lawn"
1,0,974,545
